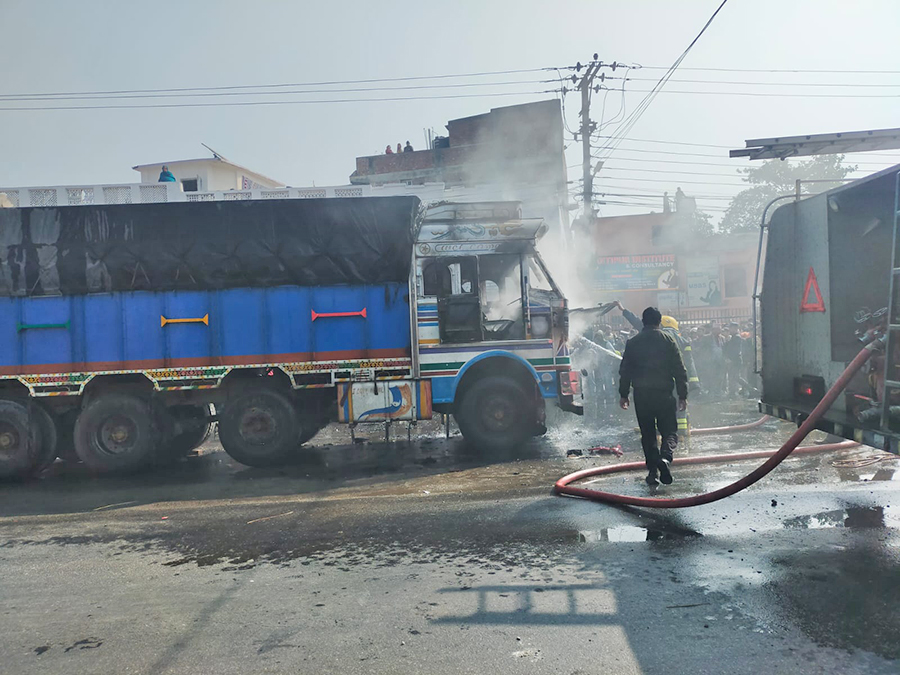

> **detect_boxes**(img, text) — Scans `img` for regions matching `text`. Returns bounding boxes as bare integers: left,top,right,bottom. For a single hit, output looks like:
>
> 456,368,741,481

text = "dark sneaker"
658,458,673,485
645,471,660,487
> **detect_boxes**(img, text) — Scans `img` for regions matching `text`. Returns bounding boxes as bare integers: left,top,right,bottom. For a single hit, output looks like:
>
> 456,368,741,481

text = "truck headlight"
531,316,551,337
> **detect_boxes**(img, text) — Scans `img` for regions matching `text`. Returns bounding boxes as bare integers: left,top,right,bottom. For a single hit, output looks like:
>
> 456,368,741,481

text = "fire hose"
554,343,877,508
691,415,771,436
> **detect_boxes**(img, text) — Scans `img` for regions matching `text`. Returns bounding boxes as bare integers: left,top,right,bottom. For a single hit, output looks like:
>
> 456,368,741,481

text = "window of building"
181,178,199,192
723,264,748,298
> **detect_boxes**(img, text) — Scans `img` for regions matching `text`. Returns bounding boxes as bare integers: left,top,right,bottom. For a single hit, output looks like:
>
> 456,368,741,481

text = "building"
576,196,757,326
349,100,570,242
132,154,284,193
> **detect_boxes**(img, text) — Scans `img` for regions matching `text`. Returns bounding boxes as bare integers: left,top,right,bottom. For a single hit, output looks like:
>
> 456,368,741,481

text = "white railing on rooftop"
0,182,184,208
0,181,455,208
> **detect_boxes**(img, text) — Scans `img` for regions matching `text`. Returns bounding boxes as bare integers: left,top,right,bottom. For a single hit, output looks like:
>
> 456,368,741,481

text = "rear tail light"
560,370,582,396
794,374,825,402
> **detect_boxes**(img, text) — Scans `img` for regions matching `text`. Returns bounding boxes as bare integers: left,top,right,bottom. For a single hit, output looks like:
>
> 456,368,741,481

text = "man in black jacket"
619,307,689,487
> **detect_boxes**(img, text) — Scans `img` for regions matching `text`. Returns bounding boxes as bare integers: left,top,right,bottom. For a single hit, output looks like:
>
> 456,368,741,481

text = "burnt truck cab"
413,202,581,432
760,165,900,455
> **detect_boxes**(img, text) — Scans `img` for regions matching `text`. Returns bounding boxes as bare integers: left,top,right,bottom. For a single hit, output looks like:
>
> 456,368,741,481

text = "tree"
685,208,715,239
719,154,857,234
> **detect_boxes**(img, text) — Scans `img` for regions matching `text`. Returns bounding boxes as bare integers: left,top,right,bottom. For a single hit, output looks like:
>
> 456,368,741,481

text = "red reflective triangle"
800,267,825,313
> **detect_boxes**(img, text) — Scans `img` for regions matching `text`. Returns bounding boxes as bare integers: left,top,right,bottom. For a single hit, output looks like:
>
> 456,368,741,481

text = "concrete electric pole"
578,59,602,216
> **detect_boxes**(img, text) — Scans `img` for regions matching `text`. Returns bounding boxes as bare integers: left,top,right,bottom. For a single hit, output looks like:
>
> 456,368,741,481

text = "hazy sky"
2,0,899,217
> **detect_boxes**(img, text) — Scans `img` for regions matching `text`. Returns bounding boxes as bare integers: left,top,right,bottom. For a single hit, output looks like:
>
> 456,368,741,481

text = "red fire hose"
691,415,771,436
555,344,876,508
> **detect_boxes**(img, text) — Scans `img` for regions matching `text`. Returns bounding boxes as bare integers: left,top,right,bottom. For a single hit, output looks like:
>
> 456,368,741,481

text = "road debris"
247,511,295,525
92,501,137,511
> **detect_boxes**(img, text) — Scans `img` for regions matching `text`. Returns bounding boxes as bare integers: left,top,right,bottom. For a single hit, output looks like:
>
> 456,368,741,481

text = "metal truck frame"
0,197,581,477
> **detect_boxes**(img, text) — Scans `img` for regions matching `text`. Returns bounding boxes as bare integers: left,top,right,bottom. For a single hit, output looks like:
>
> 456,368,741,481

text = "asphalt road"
2,402,900,675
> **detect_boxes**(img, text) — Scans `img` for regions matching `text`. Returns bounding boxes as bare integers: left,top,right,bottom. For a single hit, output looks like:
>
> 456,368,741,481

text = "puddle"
578,526,695,543
782,506,900,530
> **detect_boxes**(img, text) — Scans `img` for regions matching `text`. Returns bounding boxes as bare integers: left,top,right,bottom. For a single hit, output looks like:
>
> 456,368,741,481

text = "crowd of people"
577,302,759,405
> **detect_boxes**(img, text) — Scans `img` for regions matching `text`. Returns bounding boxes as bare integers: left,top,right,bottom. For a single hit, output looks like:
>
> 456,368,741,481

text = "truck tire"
219,388,299,467
0,399,42,479
74,395,157,473
455,375,532,453
31,404,59,473
159,404,214,459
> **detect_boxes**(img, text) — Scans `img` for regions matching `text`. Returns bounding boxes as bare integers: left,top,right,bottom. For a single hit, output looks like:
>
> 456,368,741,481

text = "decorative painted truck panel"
0,283,411,377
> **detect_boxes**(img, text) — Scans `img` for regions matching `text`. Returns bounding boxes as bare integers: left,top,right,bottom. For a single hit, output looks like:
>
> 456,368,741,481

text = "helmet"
660,315,679,330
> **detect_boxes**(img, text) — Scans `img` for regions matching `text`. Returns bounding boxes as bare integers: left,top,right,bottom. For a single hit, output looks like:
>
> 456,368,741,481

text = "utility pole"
578,58,602,216
563,57,629,235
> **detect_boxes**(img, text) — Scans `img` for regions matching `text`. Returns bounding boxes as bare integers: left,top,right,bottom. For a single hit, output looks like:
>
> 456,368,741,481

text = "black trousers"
633,388,678,470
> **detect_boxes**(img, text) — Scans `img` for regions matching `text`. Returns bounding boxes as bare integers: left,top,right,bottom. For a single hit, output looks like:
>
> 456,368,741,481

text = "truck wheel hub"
99,415,137,454
239,408,277,445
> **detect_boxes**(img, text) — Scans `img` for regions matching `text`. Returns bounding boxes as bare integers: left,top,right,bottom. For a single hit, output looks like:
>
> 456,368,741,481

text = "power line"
640,66,900,74
597,186,740,199
596,146,726,159
593,135,734,148
598,0,730,162
0,79,550,103
624,76,900,88
591,145,900,162
0,90,553,112
594,153,900,169
597,175,750,187
596,190,736,200
0,67,554,99
594,136,900,159
602,166,746,179
603,87,900,98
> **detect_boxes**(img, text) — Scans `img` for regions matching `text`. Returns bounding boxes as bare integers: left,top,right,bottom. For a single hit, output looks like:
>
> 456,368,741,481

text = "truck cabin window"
422,258,476,297
478,254,525,341
528,255,554,293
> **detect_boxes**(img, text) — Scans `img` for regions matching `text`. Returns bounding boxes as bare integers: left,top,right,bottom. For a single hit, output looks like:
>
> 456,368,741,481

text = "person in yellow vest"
659,315,699,443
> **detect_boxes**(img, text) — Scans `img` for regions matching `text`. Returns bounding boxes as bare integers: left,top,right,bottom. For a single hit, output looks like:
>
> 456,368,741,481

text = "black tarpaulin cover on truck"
0,196,420,297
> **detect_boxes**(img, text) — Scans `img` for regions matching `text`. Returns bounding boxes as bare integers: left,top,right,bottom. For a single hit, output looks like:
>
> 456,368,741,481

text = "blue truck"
0,196,581,477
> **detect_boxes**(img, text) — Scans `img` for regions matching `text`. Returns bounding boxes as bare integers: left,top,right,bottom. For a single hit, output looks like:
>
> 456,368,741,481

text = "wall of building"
349,100,569,245
579,210,758,325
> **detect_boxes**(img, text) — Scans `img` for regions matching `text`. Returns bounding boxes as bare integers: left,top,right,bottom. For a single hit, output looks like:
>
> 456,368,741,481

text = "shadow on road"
0,434,552,518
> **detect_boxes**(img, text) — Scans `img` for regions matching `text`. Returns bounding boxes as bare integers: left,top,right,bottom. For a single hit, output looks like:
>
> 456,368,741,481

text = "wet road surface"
2,401,900,674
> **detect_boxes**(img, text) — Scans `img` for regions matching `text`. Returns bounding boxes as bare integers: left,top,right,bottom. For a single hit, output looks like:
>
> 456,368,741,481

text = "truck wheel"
159,404,214,459
0,400,42,479
219,389,298,467
455,376,532,453
31,404,58,473
74,395,156,473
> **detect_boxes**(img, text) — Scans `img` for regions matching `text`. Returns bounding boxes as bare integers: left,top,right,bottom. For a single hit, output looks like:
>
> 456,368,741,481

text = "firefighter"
614,301,698,439
619,307,689,487
660,315,699,443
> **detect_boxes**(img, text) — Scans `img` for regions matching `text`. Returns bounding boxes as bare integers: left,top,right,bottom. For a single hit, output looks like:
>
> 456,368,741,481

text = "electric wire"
0,67,555,99
0,90,555,112
0,79,552,104
598,0,731,162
